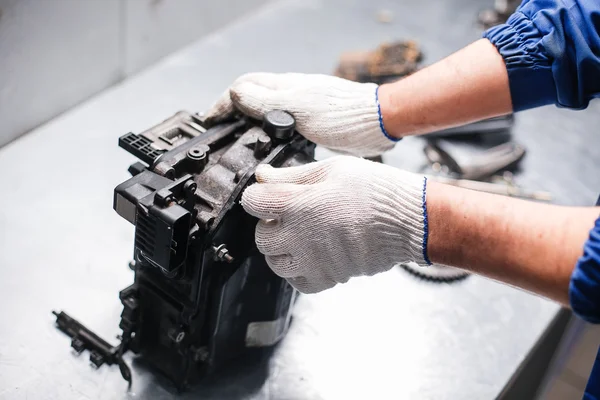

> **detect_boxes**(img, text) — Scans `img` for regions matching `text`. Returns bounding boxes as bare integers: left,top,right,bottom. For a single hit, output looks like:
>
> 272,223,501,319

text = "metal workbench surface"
1,0,600,399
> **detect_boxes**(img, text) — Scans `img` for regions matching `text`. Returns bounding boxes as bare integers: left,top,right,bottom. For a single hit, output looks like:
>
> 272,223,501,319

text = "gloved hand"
241,155,430,293
205,73,397,158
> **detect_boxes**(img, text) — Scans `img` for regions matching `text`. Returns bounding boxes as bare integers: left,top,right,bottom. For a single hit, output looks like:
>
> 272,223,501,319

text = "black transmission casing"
112,111,314,388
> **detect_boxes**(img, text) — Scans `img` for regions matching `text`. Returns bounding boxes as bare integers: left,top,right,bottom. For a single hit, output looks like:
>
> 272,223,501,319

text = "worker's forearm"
426,181,599,305
379,39,513,138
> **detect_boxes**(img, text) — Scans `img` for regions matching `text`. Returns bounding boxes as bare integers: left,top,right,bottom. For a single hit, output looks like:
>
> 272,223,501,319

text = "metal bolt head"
212,244,234,263
186,145,210,172
187,147,206,161
184,180,197,195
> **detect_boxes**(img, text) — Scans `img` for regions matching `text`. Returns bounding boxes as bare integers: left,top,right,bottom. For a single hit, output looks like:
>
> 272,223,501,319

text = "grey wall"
0,0,271,148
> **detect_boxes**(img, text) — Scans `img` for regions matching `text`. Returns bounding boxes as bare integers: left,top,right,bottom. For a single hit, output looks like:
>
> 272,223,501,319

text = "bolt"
128,260,136,271
253,134,272,158
187,147,205,160
156,189,175,207
212,244,234,263
184,180,197,196
186,145,209,172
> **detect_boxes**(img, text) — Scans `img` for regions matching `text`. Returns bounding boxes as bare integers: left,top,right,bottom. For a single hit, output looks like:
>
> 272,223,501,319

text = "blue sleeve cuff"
570,216,600,324
483,11,557,111
484,0,600,112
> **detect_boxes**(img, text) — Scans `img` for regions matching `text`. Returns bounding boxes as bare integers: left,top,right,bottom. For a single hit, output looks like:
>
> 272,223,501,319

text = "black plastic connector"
119,133,165,165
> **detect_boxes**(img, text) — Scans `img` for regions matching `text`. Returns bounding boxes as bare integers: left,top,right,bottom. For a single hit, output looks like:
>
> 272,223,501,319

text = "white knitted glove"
241,156,430,294
204,73,397,157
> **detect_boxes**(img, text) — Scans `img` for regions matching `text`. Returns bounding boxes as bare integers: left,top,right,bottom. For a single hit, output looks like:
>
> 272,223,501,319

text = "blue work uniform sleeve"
483,0,600,112
570,215,600,324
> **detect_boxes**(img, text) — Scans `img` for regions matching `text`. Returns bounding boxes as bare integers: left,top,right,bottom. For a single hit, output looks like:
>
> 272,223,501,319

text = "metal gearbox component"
54,110,315,390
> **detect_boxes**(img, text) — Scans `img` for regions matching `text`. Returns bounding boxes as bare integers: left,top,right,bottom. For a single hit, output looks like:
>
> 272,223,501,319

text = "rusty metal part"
334,41,423,84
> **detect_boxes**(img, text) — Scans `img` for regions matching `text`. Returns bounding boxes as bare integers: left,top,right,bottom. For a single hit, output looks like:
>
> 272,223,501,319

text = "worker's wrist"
423,181,460,266
377,83,403,140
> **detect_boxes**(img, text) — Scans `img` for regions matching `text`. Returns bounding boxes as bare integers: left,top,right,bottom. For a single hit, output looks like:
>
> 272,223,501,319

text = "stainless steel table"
1,0,599,399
